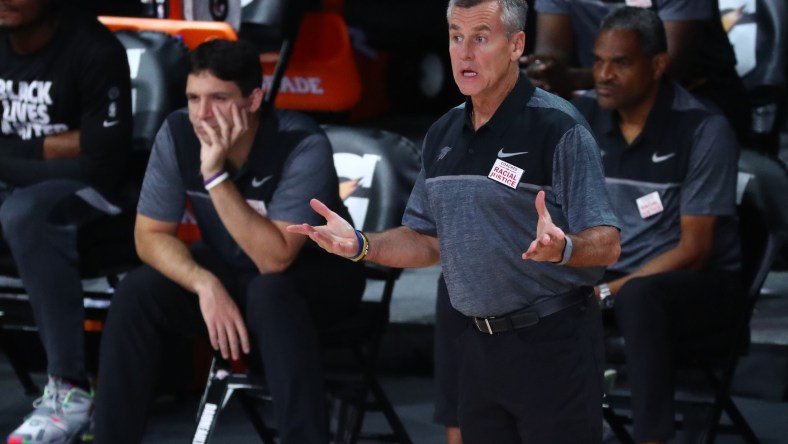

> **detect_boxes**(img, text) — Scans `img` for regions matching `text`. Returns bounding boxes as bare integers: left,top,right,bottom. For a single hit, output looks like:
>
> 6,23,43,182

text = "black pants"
0,179,120,381
457,298,604,444
93,243,365,444
432,274,466,427
612,270,741,442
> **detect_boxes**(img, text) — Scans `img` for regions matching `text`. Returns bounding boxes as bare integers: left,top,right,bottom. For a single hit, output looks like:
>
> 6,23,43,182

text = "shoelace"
31,379,62,413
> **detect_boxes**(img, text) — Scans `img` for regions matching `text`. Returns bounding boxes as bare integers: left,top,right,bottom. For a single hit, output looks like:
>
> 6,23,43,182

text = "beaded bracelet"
348,230,369,262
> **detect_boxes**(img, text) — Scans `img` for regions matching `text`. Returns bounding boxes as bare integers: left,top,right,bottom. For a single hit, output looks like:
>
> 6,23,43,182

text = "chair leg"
721,396,760,444
602,402,635,444
369,377,412,444
334,396,362,444
192,365,231,444
237,392,277,444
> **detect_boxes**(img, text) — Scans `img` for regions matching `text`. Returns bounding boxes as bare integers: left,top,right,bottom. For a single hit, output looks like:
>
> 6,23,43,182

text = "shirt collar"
237,108,278,177
464,72,535,134
599,79,675,146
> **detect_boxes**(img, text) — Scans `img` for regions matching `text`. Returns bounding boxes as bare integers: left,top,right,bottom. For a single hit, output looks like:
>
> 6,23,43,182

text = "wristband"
598,282,615,309
348,230,369,262
204,171,229,191
556,235,573,266
598,282,611,300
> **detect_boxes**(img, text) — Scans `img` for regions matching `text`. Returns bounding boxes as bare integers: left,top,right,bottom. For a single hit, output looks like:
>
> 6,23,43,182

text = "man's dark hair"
190,39,262,96
599,6,668,58
446,0,528,38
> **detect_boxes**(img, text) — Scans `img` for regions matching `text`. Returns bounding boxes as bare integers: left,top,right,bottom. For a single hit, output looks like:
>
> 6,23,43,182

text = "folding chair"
192,125,421,444
602,175,783,444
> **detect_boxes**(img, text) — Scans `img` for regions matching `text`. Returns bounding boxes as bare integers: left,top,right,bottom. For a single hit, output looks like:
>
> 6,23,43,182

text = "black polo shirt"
403,74,619,317
573,81,740,274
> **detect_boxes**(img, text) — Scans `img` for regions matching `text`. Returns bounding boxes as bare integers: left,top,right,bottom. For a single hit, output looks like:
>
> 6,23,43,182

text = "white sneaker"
7,377,94,444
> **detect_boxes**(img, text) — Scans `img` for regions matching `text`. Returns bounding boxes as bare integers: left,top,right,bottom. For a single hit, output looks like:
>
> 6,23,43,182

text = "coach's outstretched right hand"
286,198,360,258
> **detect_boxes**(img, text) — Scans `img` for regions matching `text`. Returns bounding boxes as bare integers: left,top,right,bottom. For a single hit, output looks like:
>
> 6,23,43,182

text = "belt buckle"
474,317,494,335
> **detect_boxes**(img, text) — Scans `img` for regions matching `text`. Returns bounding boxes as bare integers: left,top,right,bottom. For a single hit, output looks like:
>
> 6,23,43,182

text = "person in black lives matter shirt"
0,1,132,443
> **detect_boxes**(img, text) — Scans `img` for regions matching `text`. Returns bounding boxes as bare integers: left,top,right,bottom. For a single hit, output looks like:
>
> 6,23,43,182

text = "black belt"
472,287,592,335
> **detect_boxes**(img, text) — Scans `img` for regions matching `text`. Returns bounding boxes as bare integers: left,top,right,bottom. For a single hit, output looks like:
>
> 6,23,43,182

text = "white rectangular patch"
626,0,653,7
736,172,754,205
488,159,524,190
636,191,664,219
246,199,268,216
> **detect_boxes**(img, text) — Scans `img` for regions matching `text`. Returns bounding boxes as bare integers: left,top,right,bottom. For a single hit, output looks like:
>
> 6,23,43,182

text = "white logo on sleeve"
251,175,274,188
497,148,528,158
102,119,119,128
651,152,676,163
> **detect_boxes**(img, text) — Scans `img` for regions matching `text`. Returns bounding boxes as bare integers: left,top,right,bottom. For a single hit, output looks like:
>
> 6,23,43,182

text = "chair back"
733,171,783,340
114,30,190,153
325,126,420,233
324,124,420,328
110,29,190,213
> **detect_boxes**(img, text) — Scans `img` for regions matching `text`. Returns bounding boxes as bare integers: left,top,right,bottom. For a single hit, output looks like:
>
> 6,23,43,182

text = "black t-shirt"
0,11,132,193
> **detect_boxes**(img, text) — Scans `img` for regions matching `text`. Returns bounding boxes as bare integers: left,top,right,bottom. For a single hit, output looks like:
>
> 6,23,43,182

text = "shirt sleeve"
534,0,571,14
401,169,438,236
657,0,714,21
552,123,620,233
680,114,737,216
137,121,186,222
76,32,133,168
267,133,341,226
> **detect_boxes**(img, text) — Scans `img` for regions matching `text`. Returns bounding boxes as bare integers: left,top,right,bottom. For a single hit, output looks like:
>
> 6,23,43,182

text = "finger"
195,125,212,146
230,104,245,140
207,323,219,352
239,105,249,132
310,198,342,222
539,232,553,246
226,323,240,361
534,190,552,224
235,318,250,355
523,240,538,259
216,323,229,359
286,223,316,236
201,121,219,146
213,105,230,143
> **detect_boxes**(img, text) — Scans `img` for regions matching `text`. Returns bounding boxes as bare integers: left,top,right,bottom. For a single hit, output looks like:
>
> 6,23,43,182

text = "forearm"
208,179,299,273
365,226,440,269
564,225,620,268
0,156,95,186
605,216,716,295
606,246,707,295
42,130,80,159
136,230,219,294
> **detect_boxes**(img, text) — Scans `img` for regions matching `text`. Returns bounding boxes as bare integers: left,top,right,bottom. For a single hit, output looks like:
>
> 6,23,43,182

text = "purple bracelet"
203,170,227,186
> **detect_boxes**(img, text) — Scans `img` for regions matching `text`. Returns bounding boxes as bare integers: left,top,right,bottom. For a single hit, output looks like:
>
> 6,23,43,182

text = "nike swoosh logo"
251,175,273,188
102,120,119,128
498,148,528,158
651,152,676,163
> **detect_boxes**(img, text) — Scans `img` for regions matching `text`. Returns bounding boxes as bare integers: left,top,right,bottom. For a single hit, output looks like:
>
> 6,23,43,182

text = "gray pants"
0,179,116,381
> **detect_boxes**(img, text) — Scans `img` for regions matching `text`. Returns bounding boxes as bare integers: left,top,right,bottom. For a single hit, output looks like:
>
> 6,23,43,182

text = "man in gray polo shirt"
289,1,621,442
93,39,365,444
572,8,741,443
524,0,750,145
